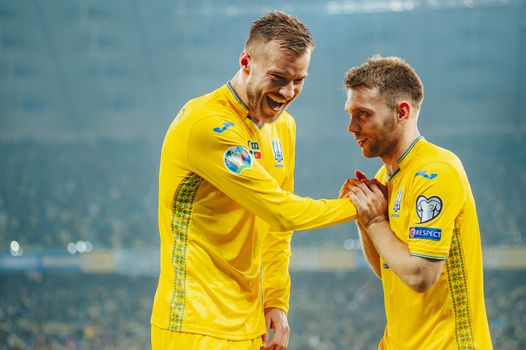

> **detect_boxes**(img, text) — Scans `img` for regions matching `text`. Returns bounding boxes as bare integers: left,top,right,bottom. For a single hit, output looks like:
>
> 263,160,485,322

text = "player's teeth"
268,95,285,103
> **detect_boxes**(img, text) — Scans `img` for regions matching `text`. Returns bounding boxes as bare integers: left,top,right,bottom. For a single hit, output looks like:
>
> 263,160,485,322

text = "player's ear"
240,51,250,73
397,101,411,121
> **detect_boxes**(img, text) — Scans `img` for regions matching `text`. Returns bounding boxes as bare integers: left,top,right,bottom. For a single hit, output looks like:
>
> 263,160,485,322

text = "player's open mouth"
266,95,286,111
357,138,367,147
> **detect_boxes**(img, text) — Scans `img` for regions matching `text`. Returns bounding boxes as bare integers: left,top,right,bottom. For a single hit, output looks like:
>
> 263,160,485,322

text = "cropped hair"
344,55,424,109
245,11,314,56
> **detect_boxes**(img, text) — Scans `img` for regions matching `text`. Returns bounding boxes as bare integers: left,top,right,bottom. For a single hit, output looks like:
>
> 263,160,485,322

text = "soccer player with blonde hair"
151,12,358,350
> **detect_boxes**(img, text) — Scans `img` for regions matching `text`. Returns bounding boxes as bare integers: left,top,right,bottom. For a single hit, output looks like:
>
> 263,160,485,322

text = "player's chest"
386,174,414,242
246,130,288,181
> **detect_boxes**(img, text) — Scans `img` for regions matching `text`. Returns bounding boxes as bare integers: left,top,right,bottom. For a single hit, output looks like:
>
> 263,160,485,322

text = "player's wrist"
364,217,390,232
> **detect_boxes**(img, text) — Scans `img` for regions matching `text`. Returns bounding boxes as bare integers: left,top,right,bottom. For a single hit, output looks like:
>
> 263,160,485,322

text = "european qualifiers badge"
247,141,262,160
271,139,284,168
416,195,443,223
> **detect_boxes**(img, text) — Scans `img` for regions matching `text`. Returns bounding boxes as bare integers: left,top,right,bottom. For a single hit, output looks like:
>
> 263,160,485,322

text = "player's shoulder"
419,140,463,167
183,87,235,120
413,140,466,181
171,86,243,131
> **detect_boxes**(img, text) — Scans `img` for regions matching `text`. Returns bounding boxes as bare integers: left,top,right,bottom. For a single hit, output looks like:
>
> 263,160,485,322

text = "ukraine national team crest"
271,139,284,163
416,195,442,223
224,146,252,174
393,190,403,212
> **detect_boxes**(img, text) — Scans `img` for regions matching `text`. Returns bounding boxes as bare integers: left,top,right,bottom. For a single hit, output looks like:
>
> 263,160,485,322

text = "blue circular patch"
224,146,252,174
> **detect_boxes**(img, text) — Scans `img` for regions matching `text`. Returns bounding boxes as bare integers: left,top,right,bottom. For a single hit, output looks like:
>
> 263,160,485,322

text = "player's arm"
350,168,464,292
261,151,294,313
358,217,443,292
259,122,295,349
356,222,381,278
186,116,357,232
339,178,381,277
350,165,464,292
261,227,292,350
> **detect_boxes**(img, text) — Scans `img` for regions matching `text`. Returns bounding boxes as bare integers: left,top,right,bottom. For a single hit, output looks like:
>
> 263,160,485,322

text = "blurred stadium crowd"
1,136,524,349
1,136,524,250
0,270,524,349
1,1,524,349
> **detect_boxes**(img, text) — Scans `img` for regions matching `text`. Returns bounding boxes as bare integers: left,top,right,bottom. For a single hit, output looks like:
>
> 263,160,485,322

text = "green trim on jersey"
388,136,425,180
226,81,249,111
410,253,447,260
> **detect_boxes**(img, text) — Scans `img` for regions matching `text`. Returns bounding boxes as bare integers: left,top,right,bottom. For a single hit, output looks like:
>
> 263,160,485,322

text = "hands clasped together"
339,170,389,229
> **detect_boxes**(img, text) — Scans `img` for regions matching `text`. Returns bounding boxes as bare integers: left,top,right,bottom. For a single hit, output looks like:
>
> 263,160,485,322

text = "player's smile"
266,94,287,111
356,137,367,148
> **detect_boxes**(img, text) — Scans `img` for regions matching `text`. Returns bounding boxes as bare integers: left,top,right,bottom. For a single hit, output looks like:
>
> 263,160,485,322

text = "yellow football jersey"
151,83,357,340
375,137,492,349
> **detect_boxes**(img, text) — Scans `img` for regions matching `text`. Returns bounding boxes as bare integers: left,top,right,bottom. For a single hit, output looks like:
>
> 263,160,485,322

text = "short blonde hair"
245,11,314,56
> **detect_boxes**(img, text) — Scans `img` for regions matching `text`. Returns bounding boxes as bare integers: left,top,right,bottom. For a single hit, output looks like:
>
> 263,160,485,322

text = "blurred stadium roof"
0,0,524,141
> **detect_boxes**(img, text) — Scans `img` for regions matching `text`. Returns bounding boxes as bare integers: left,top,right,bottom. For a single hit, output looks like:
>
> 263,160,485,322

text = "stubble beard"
246,81,283,123
366,115,398,158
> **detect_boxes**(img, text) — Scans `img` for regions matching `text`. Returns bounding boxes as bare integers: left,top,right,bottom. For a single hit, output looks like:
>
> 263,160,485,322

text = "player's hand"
339,177,365,199
261,307,289,350
340,171,387,200
349,171,388,228
355,170,387,199
339,178,353,198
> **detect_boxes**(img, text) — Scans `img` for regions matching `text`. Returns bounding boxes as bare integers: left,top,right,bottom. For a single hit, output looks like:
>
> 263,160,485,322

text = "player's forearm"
262,230,292,312
365,220,438,292
267,196,357,232
357,223,381,277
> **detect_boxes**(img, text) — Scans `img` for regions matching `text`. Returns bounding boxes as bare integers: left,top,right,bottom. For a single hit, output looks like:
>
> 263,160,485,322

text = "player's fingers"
348,192,363,209
348,178,361,186
355,169,367,181
355,181,375,196
262,333,268,346
276,324,290,349
372,179,388,199
260,342,273,350
370,182,386,198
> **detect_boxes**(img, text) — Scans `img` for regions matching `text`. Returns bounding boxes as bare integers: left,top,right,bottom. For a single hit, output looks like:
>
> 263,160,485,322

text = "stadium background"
1,0,525,349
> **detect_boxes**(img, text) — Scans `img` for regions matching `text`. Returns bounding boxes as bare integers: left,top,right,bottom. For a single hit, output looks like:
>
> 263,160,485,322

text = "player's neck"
382,129,421,175
229,72,263,125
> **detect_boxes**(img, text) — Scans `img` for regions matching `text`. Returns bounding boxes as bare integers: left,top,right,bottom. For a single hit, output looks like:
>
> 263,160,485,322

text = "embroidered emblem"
213,122,234,133
416,195,443,223
271,139,284,163
393,190,403,213
224,146,252,174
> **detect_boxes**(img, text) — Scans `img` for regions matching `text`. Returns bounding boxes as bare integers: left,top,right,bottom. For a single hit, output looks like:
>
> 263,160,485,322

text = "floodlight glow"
10,240,20,252
67,242,77,254
76,240,87,253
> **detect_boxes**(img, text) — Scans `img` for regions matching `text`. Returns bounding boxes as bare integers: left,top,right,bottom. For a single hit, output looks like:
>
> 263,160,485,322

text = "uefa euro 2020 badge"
224,146,252,174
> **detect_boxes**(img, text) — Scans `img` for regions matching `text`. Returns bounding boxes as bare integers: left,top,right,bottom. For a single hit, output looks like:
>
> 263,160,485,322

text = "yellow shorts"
151,326,263,350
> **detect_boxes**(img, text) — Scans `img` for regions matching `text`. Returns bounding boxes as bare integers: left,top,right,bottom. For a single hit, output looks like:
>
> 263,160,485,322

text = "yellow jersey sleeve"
186,115,357,231
406,161,466,259
261,169,294,313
